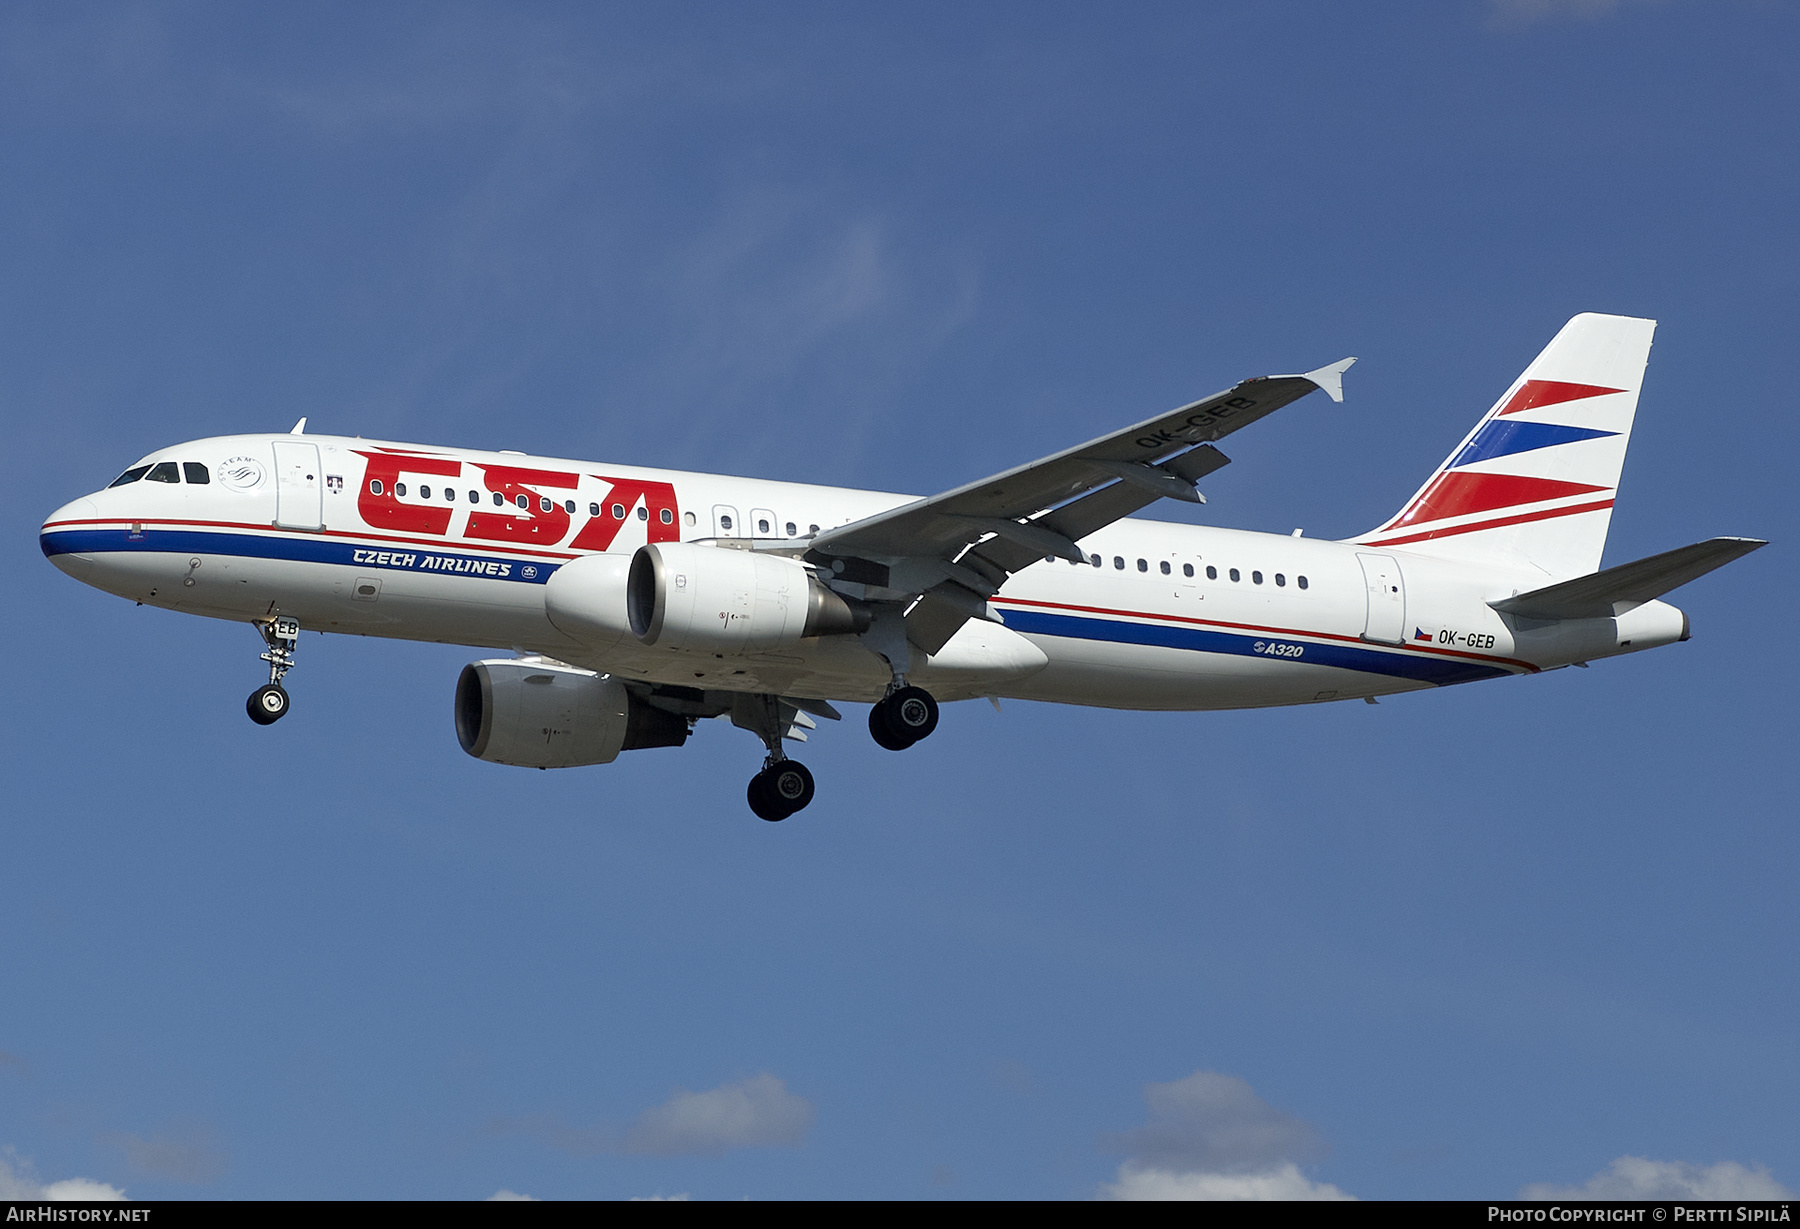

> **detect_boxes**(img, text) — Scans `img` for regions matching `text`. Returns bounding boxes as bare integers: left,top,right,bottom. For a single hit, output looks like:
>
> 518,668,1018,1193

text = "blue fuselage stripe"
996,608,1511,686
44,529,1513,686
39,527,561,584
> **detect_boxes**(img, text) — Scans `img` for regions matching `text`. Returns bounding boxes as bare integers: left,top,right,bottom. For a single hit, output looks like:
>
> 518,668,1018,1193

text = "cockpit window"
108,466,151,488
183,462,210,484
145,462,181,483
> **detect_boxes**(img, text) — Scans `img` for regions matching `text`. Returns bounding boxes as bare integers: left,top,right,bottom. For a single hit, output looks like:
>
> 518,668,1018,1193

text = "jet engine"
455,658,687,769
543,552,633,651
626,541,870,654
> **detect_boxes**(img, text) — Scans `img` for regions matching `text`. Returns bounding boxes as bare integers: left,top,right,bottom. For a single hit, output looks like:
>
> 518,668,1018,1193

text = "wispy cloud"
101,1123,227,1185
1099,1071,1352,1201
488,1189,538,1201
499,1073,815,1159
1521,1156,1793,1200
0,1150,125,1201
1488,0,1669,27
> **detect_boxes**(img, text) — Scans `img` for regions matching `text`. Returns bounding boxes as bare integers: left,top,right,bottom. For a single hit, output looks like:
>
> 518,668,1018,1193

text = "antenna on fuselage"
289,417,307,435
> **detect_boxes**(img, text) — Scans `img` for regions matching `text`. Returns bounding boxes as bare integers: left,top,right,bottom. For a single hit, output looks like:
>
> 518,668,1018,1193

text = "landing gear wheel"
765,760,814,814
747,760,814,821
747,773,782,821
871,685,938,749
869,704,914,751
247,683,289,725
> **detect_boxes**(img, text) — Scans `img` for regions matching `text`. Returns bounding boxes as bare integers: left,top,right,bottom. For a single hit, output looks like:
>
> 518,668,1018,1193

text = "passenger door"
1357,553,1406,645
273,441,324,530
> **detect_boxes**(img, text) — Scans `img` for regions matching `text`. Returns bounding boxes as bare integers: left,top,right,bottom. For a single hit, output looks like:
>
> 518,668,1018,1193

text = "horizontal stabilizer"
1490,537,1767,620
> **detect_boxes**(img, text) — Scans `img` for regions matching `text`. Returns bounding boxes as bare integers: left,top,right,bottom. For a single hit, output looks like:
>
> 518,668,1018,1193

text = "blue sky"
3,0,1795,1200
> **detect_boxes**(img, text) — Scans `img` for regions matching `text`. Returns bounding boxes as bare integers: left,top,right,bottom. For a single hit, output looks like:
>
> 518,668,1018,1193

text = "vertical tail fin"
1355,313,1656,582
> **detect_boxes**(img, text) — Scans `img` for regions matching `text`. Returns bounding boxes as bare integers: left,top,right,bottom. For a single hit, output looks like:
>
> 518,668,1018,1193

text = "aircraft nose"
41,496,99,580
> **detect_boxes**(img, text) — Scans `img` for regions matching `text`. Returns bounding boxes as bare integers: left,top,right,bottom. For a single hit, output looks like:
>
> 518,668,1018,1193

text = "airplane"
39,312,1764,820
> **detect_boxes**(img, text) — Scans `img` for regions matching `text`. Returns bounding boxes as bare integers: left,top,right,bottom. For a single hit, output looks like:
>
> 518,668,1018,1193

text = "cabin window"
1114,556,1125,570
564,500,576,514
446,488,456,501
183,462,210,484
147,462,180,483
720,514,733,531
109,466,151,487
757,517,770,533
1090,554,1101,566
368,479,384,496
639,506,649,522
686,512,699,528
540,497,553,513
1252,571,1263,585
1298,575,1309,590
469,490,480,503
1229,568,1240,582
1160,560,1171,575
1137,558,1148,572
1183,563,1194,578
1206,565,1217,579
492,492,504,505
515,494,529,509
418,485,431,499
809,523,819,534
393,482,406,497
611,503,625,519
785,520,796,536
1275,573,1286,587
590,502,601,516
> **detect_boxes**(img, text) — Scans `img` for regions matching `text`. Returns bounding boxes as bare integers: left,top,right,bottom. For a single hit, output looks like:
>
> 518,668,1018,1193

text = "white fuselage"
40,432,1688,711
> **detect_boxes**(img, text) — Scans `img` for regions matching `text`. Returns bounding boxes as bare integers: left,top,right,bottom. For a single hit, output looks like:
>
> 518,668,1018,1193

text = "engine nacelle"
454,659,687,768
626,541,869,654
543,552,633,651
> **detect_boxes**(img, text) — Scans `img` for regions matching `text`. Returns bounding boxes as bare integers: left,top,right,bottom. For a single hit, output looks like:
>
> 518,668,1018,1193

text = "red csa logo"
569,477,681,550
466,465,578,543
354,450,680,551
355,450,461,534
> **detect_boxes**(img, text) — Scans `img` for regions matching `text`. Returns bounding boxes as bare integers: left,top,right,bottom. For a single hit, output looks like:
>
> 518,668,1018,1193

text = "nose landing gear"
247,616,300,726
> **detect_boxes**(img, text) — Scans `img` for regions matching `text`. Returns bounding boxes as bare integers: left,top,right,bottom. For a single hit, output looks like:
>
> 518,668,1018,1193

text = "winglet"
1300,357,1356,403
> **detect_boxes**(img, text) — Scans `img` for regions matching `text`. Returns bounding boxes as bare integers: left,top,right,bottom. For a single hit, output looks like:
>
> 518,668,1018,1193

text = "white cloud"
487,1189,538,1201
1106,1161,1351,1202
623,1074,814,1157
629,1192,692,1201
1099,1071,1352,1201
501,1072,816,1159
0,1151,125,1201
1521,1156,1794,1201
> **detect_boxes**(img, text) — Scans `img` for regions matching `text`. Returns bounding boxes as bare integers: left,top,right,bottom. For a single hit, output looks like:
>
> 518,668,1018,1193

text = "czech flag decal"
1414,627,1433,642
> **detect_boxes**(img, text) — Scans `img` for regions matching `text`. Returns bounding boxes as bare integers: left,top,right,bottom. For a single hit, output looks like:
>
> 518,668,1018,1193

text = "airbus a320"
40,313,1763,819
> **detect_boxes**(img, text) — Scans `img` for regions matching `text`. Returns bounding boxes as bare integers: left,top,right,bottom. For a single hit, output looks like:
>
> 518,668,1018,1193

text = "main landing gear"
748,759,815,822
869,684,938,751
247,616,300,726
732,693,818,822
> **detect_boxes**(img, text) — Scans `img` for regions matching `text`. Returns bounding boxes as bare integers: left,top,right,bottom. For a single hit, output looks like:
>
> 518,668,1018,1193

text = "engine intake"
455,659,687,768
626,541,870,654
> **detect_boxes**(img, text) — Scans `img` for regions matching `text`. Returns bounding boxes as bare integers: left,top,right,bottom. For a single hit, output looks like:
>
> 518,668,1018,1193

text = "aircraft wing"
805,357,1355,654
